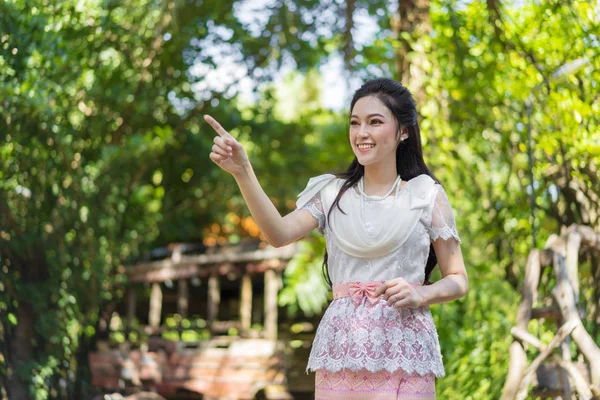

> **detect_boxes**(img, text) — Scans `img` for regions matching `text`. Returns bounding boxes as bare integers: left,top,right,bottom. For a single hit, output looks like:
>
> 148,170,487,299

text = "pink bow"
348,282,381,306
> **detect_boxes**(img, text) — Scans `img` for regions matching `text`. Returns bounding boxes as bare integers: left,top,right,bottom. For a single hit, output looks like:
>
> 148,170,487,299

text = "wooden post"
126,286,137,331
264,269,278,340
552,253,600,388
149,282,162,330
208,273,220,331
240,273,253,336
501,250,541,400
177,279,189,318
565,231,582,300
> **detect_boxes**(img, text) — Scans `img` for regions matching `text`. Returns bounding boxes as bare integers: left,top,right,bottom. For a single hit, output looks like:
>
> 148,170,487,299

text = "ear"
398,127,409,142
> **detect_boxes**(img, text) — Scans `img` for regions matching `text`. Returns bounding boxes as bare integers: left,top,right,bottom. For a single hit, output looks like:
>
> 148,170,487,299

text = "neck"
362,163,399,196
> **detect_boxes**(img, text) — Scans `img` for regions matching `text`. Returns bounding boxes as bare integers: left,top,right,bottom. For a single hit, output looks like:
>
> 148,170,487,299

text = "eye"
370,119,382,125
350,120,359,126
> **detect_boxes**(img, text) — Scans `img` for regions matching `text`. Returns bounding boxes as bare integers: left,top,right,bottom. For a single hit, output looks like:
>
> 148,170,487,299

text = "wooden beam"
502,225,600,400
559,338,573,399
148,283,162,330
566,231,582,299
127,259,287,283
126,287,136,331
571,224,600,252
510,327,543,350
127,243,297,274
240,273,252,337
552,253,600,388
531,305,561,320
208,274,220,332
264,269,279,340
177,279,189,318
501,249,541,400
515,319,579,400
551,357,594,400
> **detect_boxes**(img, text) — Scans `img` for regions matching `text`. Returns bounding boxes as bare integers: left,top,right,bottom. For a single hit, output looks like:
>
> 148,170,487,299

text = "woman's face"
349,95,403,167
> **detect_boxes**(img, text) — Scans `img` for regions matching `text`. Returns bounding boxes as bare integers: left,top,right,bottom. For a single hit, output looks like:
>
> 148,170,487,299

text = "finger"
396,296,419,309
212,141,230,156
212,144,230,158
204,115,230,138
387,290,407,303
387,292,402,303
227,138,242,152
384,286,403,301
214,136,233,155
209,152,227,164
375,282,389,297
394,298,411,308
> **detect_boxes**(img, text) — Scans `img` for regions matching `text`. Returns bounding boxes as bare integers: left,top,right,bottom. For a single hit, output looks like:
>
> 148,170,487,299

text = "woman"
204,78,468,399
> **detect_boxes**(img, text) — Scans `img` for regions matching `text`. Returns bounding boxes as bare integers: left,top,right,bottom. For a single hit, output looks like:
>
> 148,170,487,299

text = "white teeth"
358,144,375,149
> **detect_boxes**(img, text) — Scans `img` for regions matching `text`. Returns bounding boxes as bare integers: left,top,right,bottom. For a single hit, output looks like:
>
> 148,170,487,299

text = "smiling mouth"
357,144,376,149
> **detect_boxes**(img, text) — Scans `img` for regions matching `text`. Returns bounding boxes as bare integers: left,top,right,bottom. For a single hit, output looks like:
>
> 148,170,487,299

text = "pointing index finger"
203,114,230,138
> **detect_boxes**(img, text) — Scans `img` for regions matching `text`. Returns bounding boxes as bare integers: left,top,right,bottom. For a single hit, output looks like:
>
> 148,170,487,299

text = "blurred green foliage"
1,0,599,399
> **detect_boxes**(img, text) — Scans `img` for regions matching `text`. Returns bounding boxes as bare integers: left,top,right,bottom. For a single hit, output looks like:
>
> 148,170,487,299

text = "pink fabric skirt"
307,281,445,377
312,282,437,399
315,368,436,399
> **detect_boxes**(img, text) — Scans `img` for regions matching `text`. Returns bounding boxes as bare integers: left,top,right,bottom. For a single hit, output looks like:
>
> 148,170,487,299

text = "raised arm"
204,115,318,247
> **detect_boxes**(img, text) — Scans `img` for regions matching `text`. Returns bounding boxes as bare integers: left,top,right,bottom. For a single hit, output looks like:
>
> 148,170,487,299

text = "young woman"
204,78,468,400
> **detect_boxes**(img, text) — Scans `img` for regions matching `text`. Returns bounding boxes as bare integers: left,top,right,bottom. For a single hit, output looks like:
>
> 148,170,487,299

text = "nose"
358,124,369,137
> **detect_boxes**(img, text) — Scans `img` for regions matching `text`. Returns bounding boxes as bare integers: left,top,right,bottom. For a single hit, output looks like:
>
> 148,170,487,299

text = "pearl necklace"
358,175,402,237
358,175,402,200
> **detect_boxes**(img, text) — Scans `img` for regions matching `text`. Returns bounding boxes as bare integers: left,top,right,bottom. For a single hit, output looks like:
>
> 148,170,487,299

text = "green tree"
1,0,598,398
0,0,331,397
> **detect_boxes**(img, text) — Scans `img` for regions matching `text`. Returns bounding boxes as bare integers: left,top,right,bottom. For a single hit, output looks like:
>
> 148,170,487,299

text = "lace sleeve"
429,185,461,243
298,192,326,235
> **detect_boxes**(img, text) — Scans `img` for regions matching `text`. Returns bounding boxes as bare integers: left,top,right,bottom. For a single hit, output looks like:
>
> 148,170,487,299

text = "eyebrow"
350,113,386,119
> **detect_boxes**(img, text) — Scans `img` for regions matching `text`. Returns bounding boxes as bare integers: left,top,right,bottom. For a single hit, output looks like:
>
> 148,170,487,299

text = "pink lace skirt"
307,281,445,379
315,368,436,399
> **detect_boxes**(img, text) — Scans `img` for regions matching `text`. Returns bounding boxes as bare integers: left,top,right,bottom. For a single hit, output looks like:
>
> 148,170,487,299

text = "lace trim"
307,297,446,378
430,226,461,243
301,198,325,234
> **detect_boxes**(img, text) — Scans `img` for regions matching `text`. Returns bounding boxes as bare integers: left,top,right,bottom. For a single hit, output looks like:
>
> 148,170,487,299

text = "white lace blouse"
296,174,461,377
300,177,460,285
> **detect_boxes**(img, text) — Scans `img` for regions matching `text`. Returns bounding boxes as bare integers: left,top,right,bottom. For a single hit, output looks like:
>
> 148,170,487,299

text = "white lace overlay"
306,297,445,377
298,180,460,376
301,194,326,234
429,185,461,243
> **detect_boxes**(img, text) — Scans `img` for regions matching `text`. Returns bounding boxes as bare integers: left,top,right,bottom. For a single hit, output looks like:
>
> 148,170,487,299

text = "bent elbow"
266,236,288,248
461,276,469,298
267,239,283,248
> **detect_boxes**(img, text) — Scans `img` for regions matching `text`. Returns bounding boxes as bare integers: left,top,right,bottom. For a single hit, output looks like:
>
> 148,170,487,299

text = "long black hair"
323,78,440,286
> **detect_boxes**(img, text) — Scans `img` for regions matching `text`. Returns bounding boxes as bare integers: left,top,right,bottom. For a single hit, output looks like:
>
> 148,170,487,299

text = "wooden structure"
125,241,297,340
501,225,600,400
89,337,293,400
89,240,305,399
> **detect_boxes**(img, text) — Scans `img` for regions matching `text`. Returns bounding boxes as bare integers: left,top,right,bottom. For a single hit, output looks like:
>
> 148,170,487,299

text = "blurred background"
1,0,599,399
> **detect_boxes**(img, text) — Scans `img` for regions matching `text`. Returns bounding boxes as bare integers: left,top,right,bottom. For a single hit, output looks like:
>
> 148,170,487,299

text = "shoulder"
296,173,339,208
404,174,437,210
304,173,338,187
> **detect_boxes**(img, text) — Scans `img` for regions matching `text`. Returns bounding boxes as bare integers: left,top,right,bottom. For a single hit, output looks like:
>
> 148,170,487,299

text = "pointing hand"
204,114,249,176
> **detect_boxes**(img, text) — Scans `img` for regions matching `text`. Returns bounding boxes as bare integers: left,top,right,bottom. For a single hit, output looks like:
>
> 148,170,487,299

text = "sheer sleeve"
429,185,461,243
296,174,336,235
298,192,326,235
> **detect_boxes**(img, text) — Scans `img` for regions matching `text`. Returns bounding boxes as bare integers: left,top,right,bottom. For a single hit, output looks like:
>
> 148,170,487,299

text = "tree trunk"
5,301,34,400
343,0,355,69
392,0,431,102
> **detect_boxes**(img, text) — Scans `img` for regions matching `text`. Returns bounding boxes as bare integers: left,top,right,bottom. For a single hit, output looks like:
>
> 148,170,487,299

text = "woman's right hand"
204,114,249,176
